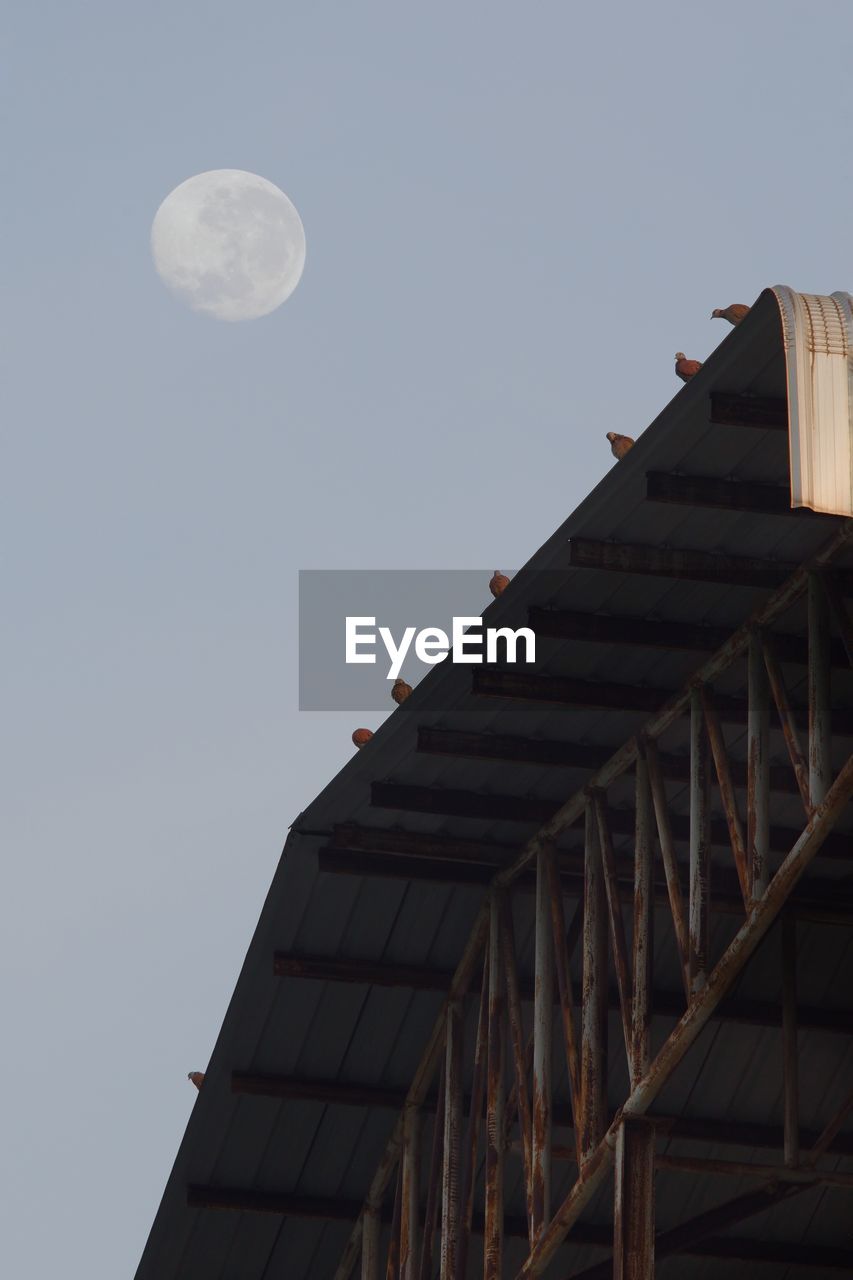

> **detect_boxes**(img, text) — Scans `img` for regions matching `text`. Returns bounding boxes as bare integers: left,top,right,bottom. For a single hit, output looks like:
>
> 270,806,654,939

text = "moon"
150,170,306,321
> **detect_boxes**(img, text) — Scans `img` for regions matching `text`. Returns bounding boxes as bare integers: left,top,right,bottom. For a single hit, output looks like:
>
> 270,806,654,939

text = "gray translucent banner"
298,569,538,710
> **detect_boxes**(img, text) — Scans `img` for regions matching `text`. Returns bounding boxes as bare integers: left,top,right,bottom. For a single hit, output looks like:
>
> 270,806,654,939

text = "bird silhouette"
188,1071,205,1090
675,352,703,382
606,431,634,460
711,303,750,326
391,678,412,705
352,728,374,748
489,571,510,598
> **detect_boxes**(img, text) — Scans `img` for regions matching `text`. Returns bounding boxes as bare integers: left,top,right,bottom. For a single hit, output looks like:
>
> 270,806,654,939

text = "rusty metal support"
499,892,534,1241
689,688,711,995
701,686,750,908
747,632,770,899
613,1118,655,1280
543,844,581,1154
642,737,689,996
532,848,553,1236
457,951,489,1276
385,1161,403,1280
581,800,607,1163
591,791,634,1069
807,1084,853,1163
400,1106,419,1280
484,894,505,1280
763,635,812,813
632,757,653,1081
416,1067,444,1280
361,1208,380,1280
440,1002,463,1280
809,573,832,807
782,914,799,1168
516,752,853,1280
333,906,488,1280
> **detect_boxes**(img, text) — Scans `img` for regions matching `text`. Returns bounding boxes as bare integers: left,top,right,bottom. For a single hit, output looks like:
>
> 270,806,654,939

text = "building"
135,287,853,1278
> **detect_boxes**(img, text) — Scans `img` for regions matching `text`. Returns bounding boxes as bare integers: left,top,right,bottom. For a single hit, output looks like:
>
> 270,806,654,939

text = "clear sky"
4,2,853,1275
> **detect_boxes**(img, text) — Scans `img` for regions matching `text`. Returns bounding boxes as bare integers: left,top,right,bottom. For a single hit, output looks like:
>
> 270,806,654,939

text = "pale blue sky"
4,2,853,1275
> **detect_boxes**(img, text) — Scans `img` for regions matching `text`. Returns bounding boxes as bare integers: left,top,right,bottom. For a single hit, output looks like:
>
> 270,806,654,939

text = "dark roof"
135,288,853,1280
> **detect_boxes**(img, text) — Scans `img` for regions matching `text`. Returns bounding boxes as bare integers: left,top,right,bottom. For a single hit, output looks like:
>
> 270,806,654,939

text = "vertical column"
440,1003,463,1280
484,894,505,1280
361,1208,380,1280
400,1106,420,1280
632,757,653,1083
809,573,832,807
613,1118,655,1280
532,849,553,1235
689,688,710,995
581,799,607,1161
748,633,770,900
783,914,799,1168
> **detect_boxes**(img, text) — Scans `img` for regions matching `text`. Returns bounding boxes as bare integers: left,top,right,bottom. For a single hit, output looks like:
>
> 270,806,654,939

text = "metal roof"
135,287,853,1280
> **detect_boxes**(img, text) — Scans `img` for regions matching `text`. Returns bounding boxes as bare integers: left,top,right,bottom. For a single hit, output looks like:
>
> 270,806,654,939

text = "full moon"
150,169,306,321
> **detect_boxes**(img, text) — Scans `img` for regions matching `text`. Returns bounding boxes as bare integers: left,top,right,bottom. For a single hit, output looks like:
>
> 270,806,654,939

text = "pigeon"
675,352,703,382
489,570,510,598
188,1071,205,1090
391,678,412,705
711,303,750,326
352,728,374,749
606,431,634,460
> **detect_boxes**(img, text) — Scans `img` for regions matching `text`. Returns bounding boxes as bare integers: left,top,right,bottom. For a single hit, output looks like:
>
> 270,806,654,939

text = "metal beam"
471,668,853,738
568,537,799,589
612,1119,655,1280
532,850,553,1235
580,801,607,1163
646,470,829,518
186,1184,853,1269
316,848,853,928
709,391,787,429
525,608,845,668
268,955,853,1035
782,914,799,1168
439,1003,463,1280
417,726,802,794
689,688,711,994
484,894,505,1280
367,780,853,864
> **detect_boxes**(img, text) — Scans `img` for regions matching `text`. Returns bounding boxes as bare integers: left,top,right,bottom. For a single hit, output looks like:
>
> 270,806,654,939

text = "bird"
711,303,750,326
606,431,634,460
391,678,412,705
489,570,510,598
675,352,703,382
188,1071,205,1090
352,728,373,749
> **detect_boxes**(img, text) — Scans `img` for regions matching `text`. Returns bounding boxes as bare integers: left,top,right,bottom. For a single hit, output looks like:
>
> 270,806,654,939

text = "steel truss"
328,521,853,1280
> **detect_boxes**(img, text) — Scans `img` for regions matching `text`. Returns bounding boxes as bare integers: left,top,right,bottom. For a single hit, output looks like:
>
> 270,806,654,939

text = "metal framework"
325,520,853,1280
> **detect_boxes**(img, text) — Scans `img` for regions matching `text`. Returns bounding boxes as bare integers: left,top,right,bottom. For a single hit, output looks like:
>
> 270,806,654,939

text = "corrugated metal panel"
773,285,853,516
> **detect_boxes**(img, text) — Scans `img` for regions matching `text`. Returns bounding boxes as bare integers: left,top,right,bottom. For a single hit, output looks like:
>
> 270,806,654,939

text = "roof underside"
136,288,853,1280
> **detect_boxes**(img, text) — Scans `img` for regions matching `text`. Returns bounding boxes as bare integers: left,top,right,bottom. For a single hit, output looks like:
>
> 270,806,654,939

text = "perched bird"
489,570,510,598
675,352,703,382
711,303,750,326
391,678,412,705
352,728,373,749
188,1071,205,1090
606,431,634,460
